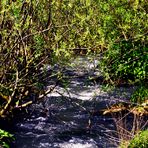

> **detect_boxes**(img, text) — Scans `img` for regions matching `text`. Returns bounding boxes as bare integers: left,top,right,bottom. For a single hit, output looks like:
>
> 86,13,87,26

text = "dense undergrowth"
0,129,14,148
128,130,148,148
0,0,147,147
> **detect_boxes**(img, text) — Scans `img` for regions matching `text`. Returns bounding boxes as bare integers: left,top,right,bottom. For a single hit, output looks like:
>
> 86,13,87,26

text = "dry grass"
103,106,148,147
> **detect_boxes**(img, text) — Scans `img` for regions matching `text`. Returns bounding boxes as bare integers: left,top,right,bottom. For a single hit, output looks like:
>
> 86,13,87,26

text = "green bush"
99,0,148,84
101,40,147,84
128,130,148,148
0,129,14,148
131,84,148,103
0,0,147,117
0,0,51,117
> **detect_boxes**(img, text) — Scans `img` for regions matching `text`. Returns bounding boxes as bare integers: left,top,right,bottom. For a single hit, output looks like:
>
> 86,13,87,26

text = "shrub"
101,40,147,84
0,0,147,117
99,0,148,84
0,0,54,117
0,129,14,148
131,84,148,103
128,130,148,148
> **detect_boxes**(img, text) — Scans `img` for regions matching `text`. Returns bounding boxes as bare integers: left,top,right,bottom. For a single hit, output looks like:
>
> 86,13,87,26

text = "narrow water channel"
12,56,136,148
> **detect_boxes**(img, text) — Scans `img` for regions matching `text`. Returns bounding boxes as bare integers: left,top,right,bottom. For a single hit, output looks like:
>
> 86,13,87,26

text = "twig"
0,70,19,116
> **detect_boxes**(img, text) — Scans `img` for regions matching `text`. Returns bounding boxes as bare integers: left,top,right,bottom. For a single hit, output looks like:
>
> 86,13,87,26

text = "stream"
11,56,137,148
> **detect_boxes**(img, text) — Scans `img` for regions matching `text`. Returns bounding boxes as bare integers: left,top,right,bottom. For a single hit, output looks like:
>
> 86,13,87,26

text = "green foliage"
98,0,148,84
131,85,148,103
0,1,147,147
101,40,147,84
0,0,52,117
0,0,147,117
128,130,148,148
0,129,14,148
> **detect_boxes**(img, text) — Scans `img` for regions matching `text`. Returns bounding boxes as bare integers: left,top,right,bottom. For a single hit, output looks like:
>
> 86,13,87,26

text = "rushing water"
11,56,136,148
